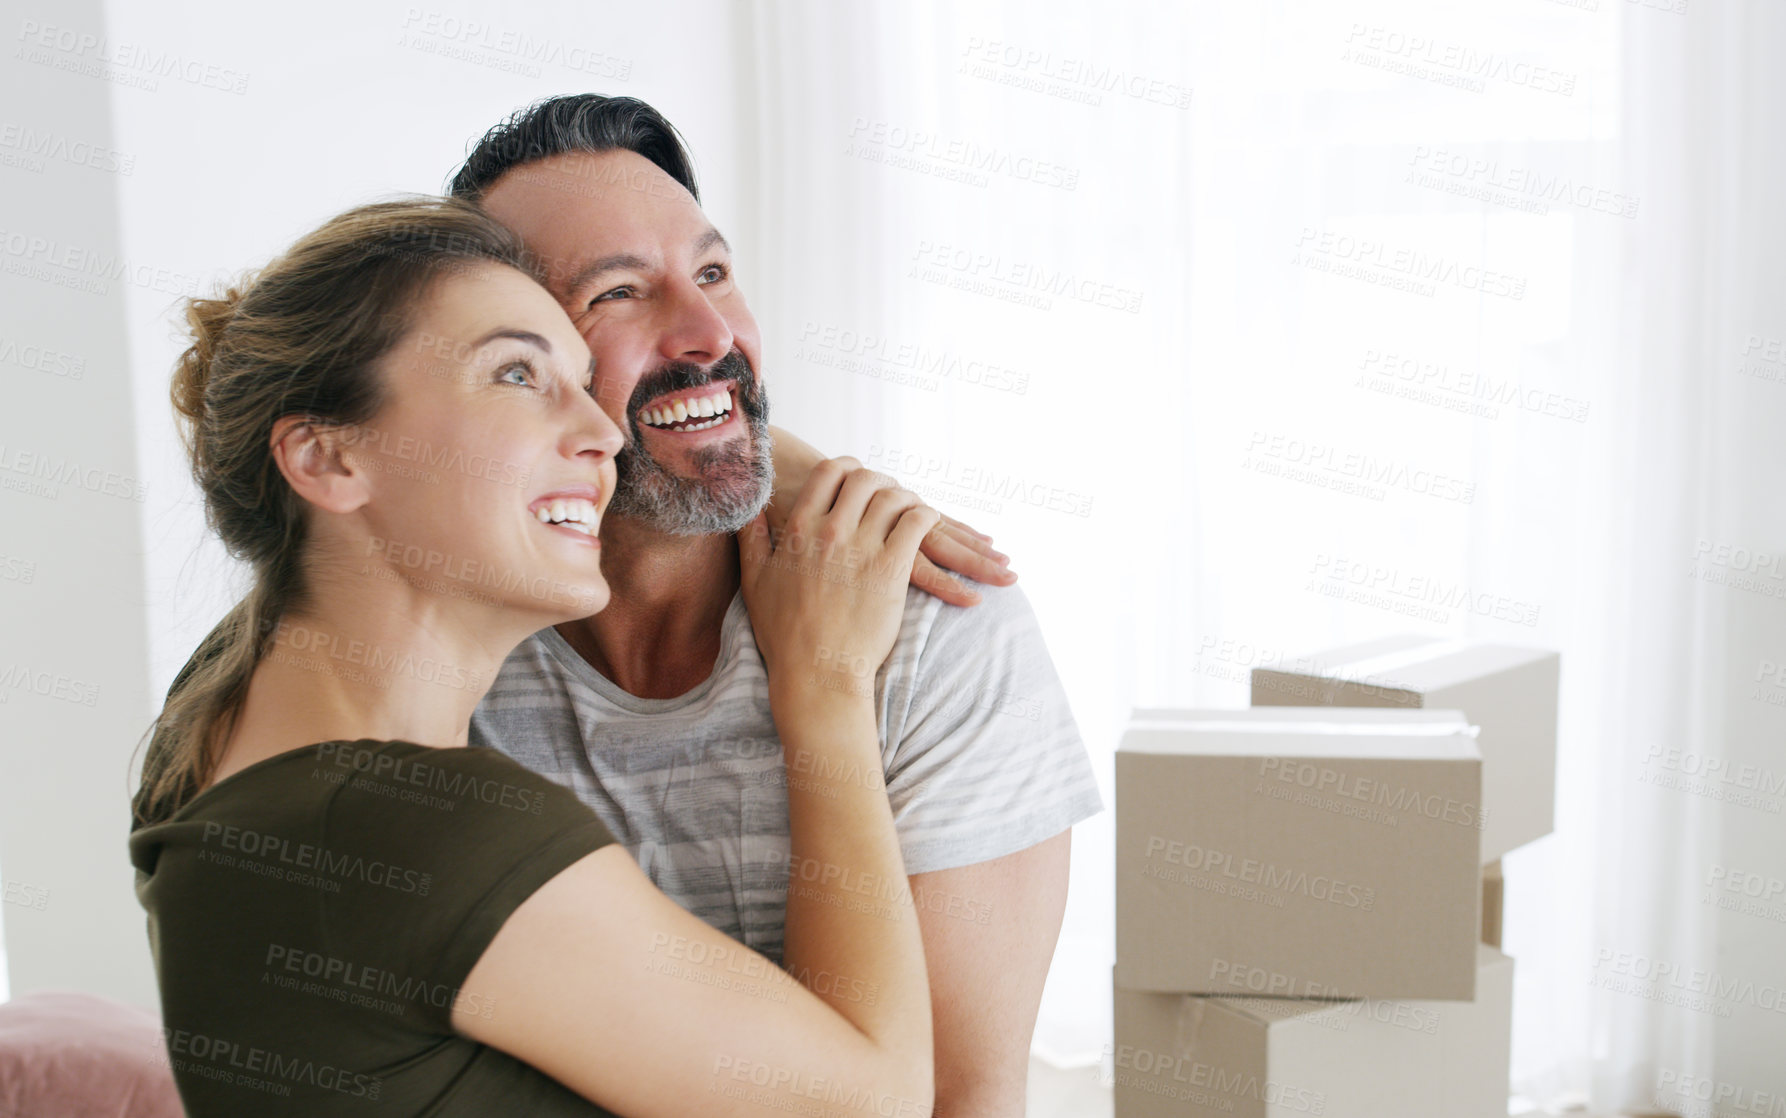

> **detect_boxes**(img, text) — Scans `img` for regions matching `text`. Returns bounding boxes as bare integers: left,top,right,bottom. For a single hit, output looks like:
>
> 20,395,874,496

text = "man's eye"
591,286,635,306
698,264,729,284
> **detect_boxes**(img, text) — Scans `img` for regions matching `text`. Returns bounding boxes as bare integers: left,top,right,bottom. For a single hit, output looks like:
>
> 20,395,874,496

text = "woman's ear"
269,416,371,515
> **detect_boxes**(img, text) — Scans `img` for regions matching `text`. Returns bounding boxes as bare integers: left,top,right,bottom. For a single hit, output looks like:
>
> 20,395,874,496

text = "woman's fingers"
938,517,1008,565
859,483,925,542
941,514,996,546
886,505,943,565
785,456,856,535
920,523,1018,587
826,466,900,530
911,557,981,607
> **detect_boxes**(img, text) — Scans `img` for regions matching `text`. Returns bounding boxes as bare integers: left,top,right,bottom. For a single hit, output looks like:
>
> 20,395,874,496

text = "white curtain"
737,0,1786,1111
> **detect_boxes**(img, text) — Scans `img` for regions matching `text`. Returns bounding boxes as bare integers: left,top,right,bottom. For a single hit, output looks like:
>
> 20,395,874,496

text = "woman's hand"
767,426,1014,607
739,458,940,691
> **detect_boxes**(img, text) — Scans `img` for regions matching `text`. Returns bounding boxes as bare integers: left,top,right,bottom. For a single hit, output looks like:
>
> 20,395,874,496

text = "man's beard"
605,348,773,536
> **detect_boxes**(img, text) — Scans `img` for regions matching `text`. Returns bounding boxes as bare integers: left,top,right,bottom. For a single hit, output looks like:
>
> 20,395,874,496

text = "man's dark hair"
448,94,698,202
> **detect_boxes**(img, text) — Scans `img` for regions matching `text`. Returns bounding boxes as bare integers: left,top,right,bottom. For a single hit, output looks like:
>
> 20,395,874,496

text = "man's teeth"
640,389,734,430
535,498,600,535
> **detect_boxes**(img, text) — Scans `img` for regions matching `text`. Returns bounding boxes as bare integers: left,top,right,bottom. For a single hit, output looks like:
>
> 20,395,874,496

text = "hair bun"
170,281,250,429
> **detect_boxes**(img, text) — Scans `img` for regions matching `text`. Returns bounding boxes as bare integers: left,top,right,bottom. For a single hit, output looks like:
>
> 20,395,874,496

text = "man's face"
480,149,770,536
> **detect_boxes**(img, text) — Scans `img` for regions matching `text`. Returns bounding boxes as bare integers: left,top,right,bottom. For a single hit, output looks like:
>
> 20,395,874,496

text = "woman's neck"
213,578,536,779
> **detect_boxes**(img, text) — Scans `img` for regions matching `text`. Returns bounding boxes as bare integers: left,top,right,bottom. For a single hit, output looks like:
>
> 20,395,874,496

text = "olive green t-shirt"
128,739,620,1117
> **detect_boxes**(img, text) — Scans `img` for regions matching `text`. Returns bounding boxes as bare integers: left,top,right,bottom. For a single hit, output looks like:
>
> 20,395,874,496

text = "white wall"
0,0,158,1006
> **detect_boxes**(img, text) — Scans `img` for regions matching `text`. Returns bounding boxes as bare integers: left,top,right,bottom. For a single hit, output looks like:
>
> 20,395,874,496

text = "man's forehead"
484,151,695,231
481,150,715,285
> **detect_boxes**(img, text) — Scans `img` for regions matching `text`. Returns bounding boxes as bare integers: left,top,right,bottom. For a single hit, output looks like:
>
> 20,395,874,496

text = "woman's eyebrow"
467,327,553,352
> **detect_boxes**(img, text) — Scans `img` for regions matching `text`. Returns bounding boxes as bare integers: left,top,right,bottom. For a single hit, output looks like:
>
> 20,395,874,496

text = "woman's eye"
498,362,533,386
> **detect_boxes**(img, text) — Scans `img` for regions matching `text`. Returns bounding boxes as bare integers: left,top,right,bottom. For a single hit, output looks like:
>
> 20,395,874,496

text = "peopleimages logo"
1143,836,1377,910
313,742,545,814
1655,1069,1786,1118
1293,228,1527,301
1258,757,1487,831
14,20,251,94
796,320,1030,396
865,444,1095,519
269,621,484,693
1109,1045,1326,1114
0,440,147,502
957,37,1192,109
1307,552,1543,628
263,943,495,1021
157,1027,379,1100
198,822,433,896
1592,949,1786,1016
0,122,135,175
909,240,1144,314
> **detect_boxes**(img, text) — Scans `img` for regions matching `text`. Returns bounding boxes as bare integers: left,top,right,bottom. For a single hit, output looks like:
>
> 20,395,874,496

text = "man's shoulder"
893,579,1046,659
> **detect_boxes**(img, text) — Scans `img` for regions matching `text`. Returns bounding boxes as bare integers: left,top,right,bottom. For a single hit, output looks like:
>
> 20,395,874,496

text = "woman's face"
340,261,623,625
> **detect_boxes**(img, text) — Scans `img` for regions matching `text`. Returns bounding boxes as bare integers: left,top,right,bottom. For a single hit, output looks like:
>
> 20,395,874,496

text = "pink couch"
0,992,182,1117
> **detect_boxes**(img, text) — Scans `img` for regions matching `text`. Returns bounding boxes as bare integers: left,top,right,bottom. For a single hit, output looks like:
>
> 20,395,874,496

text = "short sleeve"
312,741,615,1031
877,584,1105,874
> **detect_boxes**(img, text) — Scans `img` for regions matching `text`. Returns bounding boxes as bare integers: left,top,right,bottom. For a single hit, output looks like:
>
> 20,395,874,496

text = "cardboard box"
1249,635,1559,863
1481,860,1504,948
1112,945,1514,1118
1116,708,1482,998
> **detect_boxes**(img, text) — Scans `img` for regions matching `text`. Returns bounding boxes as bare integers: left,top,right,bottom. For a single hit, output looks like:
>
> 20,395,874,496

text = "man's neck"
558,514,741,699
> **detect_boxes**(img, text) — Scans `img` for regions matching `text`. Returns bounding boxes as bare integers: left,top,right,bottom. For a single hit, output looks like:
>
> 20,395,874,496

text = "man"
446,95,1102,1117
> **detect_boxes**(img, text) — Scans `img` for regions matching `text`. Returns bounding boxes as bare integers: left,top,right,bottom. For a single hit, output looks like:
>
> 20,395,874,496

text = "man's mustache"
623,349,758,431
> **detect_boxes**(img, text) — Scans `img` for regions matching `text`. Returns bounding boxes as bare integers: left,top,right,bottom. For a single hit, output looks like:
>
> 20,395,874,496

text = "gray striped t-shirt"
468,582,1103,964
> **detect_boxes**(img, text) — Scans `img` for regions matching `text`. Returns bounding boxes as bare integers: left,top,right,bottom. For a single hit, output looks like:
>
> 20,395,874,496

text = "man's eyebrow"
561,252,653,299
559,227,731,300
467,327,553,353
693,226,730,257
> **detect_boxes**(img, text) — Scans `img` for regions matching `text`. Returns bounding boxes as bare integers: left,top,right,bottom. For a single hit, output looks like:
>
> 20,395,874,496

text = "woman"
128,197,988,1116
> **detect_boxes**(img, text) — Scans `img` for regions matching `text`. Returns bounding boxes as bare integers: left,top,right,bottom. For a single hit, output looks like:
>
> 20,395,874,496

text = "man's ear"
269,416,371,515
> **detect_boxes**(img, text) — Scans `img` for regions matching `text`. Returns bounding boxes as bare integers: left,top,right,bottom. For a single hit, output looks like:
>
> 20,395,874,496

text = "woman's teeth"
535,498,600,536
640,389,734,431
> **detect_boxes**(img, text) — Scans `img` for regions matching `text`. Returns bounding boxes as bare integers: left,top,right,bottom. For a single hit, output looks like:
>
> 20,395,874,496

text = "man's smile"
635,379,738,436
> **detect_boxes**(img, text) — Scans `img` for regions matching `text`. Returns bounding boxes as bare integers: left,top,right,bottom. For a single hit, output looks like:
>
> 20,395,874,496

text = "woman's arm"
769,424,1015,606
452,462,937,1118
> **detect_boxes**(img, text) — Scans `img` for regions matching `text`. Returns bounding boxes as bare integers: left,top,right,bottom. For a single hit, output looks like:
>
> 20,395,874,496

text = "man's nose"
657,277,733,365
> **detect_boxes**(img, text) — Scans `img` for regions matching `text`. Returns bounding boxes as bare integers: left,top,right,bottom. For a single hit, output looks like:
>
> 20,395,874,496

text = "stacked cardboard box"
1114,640,1557,1116
1115,709,1483,999
1112,946,1515,1118
1248,635,1560,864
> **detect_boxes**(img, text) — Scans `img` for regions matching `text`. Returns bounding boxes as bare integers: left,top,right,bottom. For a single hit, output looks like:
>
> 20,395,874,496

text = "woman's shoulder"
130,738,615,968
130,739,606,871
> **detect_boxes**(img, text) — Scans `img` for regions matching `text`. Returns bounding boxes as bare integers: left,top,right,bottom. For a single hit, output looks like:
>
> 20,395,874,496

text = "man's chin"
610,412,772,536
605,472,769,537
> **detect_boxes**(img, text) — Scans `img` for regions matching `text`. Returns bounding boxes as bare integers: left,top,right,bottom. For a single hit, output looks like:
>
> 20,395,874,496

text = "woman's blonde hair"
133,197,530,827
